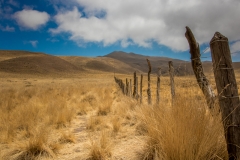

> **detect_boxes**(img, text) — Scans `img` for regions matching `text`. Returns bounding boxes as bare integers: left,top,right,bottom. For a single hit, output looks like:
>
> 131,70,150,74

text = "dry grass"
111,116,122,133
0,72,235,159
137,77,228,160
86,116,104,131
0,77,95,159
87,131,113,160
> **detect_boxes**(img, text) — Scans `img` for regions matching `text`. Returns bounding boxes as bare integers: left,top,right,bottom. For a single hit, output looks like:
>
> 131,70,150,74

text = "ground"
0,71,230,159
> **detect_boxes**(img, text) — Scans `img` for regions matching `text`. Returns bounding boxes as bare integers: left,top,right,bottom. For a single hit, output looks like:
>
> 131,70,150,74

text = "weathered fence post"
156,68,161,105
126,78,128,96
185,26,216,110
129,79,132,97
169,61,175,105
146,59,152,105
136,76,139,100
210,32,240,159
133,72,137,99
140,74,143,104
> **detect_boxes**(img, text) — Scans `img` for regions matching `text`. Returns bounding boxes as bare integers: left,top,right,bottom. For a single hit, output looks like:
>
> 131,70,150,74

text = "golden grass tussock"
86,116,104,131
87,131,113,160
0,80,90,159
138,90,228,159
111,116,122,133
59,131,76,144
2,126,58,160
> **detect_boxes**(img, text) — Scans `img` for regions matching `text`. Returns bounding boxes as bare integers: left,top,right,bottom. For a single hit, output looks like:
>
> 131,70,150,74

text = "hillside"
59,56,140,74
104,51,240,76
1,50,240,76
0,50,81,75
104,51,194,75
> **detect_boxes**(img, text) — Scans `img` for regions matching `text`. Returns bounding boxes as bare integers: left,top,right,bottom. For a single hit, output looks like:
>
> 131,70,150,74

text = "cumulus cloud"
0,24,15,32
50,0,240,51
14,9,50,30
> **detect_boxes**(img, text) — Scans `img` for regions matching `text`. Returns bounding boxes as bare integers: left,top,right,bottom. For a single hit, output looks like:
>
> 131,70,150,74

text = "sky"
1,0,240,61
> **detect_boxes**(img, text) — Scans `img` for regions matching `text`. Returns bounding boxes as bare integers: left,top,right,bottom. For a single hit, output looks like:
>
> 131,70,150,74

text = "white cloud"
50,0,240,51
231,41,240,54
0,24,15,32
14,9,50,30
24,40,38,47
29,40,38,47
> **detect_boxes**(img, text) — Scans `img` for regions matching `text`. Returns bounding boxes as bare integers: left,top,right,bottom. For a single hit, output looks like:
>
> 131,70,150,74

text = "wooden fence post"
169,61,175,105
147,59,152,105
133,72,137,98
126,78,128,96
136,76,139,100
156,68,161,105
185,26,216,109
140,74,143,104
129,79,132,97
210,32,240,159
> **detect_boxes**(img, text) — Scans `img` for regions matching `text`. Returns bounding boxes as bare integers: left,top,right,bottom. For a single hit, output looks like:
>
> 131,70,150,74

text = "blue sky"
1,0,240,61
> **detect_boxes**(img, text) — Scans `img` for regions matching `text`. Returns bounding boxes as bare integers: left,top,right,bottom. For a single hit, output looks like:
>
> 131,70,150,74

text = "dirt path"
56,115,89,160
55,87,146,160
56,112,145,160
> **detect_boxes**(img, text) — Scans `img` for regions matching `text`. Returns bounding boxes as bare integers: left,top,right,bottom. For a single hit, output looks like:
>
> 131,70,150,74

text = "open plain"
2,50,240,159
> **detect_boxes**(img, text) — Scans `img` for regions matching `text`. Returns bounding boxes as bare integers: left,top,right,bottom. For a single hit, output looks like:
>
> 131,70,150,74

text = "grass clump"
87,132,112,160
139,95,228,160
86,116,103,131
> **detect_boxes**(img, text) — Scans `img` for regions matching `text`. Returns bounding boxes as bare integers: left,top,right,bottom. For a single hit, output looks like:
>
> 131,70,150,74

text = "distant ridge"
104,51,193,75
1,50,240,76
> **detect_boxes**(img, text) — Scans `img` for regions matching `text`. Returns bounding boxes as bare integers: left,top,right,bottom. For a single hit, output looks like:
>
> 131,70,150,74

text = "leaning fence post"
185,26,216,110
210,32,240,159
156,68,161,105
140,74,143,104
133,72,137,98
169,61,175,105
146,59,152,105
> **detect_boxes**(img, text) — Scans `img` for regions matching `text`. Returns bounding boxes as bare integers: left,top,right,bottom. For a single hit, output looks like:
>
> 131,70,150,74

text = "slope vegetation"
0,50,81,75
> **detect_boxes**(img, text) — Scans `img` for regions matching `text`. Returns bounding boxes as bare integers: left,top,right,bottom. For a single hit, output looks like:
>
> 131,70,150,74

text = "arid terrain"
2,50,240,159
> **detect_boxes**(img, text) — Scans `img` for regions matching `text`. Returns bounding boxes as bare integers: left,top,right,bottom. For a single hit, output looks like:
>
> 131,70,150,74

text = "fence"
114,27,240,159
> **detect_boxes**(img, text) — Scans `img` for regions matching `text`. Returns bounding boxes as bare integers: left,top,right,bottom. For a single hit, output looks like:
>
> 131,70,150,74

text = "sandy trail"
55,96,146,160
55,114,89,160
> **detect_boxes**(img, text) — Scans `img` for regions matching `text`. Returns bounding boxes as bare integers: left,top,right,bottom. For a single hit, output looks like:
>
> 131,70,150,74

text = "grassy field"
0,72,231,159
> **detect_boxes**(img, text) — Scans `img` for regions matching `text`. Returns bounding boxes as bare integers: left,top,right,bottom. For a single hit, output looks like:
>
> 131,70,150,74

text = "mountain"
1,50,240,76
104,51,194,75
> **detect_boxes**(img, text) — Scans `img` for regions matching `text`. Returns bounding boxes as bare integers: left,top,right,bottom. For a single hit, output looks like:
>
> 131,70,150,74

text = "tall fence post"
147,59,152,105
140,74,143,104
169,61,175,105
136,76,139,100
210,32,240,159
133,72,137,99
185,26,216,110
156,68,161,105
129,79,132,97
126,78,128,96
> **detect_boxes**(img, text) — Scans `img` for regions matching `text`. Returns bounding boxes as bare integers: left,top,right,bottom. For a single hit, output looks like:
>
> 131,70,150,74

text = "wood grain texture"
185,26,216,109
210,32,240,160
147,59,152,105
